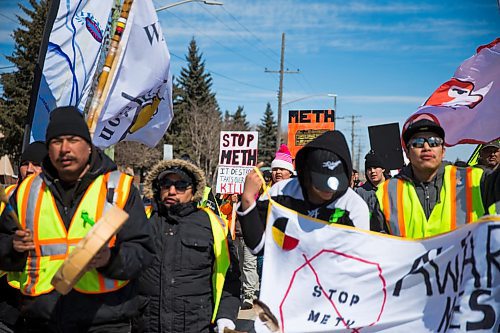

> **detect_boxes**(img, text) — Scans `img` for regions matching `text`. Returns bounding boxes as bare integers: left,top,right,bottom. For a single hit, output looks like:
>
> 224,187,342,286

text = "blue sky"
0,0,499,168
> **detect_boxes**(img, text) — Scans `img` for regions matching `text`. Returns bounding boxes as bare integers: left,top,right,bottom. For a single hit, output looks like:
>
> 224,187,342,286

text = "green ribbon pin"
329,208,345,224
81,211,95,228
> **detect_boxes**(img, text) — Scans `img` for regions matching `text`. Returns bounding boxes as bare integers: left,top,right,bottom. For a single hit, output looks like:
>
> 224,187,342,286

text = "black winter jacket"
136,201,241,333
0,147,154,330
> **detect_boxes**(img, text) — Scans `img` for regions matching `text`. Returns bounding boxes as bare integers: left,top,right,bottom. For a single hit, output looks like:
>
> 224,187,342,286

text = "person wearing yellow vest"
0,141,47,333
372,118,500,238
137,158,240,333
0,106,154,332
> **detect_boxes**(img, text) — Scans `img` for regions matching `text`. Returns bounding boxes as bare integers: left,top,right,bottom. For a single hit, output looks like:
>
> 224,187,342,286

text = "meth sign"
216,131,258,194
287,109,335,158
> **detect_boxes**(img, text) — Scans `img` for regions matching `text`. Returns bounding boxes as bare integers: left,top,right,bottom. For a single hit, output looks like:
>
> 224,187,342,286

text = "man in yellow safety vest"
373,118,499,238
0,106,154,332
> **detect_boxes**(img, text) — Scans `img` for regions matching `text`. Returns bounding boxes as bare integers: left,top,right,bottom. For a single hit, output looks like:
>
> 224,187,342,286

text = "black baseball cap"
157,167,194,185
306,149,349,193
481,140,500,151
402,119,445,146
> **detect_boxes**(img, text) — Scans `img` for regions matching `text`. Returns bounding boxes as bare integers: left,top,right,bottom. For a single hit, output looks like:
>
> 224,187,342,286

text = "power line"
220,7,311,87
0,13,18,24
209,70,275,92
156,2,317,99
169,52,185,61
169,51,275,92
165,10,267,69
196,3,279,67
220,7,281,63
220,8,317,96
290,73,313,95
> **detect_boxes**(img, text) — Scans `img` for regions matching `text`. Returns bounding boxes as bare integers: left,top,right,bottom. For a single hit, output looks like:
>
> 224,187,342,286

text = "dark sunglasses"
159,179,192,192
408,137,444,149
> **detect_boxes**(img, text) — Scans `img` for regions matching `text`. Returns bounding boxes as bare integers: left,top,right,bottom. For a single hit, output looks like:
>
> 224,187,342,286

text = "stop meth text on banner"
256,201,500,333
216,131,258,194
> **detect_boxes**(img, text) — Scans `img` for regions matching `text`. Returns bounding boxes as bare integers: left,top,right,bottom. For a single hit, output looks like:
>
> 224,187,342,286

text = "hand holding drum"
51,206,129,295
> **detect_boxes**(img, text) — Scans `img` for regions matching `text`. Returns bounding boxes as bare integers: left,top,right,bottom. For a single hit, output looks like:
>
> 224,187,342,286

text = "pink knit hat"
271,144,294,172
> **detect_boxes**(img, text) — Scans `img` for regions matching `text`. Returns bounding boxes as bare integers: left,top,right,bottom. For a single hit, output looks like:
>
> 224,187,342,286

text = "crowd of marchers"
0,106,499,333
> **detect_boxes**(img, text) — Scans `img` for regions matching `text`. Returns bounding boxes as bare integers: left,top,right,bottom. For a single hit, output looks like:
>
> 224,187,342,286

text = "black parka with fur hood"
136,159,241,333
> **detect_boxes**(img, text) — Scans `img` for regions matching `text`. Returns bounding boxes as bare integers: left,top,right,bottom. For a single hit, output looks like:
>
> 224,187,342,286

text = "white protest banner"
256,200,500,333
216,131,258,194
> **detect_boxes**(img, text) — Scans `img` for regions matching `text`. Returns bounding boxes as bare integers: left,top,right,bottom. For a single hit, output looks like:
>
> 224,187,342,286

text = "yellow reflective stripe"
145,205,153,218
488,202,498,215
375,181,391,234
0,184,16,214
468,167,485,222
0,185,16,281
7,271,21,289
202,186,211,203
201,207,230,323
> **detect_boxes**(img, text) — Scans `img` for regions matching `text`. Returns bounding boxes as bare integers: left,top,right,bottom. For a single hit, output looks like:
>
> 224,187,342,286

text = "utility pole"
356,136,362,172
346,115,361,165
265,33,299,150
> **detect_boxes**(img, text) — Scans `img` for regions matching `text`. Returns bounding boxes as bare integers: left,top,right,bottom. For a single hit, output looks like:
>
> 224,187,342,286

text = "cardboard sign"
216,131,258,194
287,110,335,158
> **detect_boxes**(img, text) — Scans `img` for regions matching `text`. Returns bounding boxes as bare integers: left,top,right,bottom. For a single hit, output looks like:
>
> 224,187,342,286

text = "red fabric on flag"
404,38,500,146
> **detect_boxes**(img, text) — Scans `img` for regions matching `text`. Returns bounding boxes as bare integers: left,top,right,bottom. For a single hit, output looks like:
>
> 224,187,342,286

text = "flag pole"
86,0,134,138
22,0,61,152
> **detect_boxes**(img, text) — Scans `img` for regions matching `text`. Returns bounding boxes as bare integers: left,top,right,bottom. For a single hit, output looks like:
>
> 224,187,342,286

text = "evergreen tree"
222,105,250,131
0,0,48,161
164,38,222,183
232,105,250,131
257,102,277,166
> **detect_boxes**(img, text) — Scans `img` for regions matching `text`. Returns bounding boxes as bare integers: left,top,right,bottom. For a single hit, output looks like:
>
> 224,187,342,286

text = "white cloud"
342,95,425,104
158,0,495,56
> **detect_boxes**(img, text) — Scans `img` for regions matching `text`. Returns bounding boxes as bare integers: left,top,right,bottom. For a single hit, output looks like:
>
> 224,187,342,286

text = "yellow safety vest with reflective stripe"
200,207,230,324
0,184,16,214
376,165,485,238
1,185,17,283
144,204,153,219
15,171,132,296
488,202,498,215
